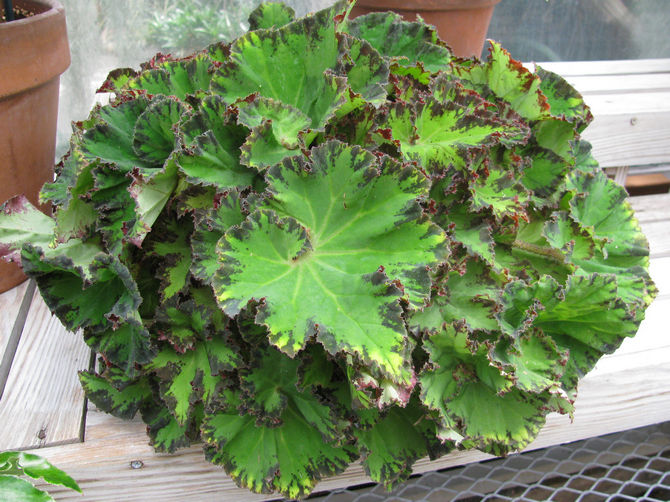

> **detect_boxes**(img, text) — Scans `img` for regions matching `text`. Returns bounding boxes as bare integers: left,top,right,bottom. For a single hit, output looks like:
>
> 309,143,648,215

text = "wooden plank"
583,111,670,168
639,219,670,259
0,280,30,361
565,73,670,95
531,59,670,77
584,92,670,116
629,193,670,222
0,288,90,451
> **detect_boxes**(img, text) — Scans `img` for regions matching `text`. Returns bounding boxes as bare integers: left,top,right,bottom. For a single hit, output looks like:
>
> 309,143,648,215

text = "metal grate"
304,422,670,502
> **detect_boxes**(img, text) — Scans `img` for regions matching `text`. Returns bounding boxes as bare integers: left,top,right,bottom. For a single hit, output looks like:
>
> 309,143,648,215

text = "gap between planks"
0,285,91,451
0,280,34,400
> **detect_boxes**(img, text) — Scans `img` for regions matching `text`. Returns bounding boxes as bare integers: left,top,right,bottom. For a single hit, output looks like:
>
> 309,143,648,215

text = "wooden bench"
1,58,669,501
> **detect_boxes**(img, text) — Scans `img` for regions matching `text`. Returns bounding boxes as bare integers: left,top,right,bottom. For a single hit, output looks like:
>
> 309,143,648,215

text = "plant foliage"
0,451,81,501
0,1,656,498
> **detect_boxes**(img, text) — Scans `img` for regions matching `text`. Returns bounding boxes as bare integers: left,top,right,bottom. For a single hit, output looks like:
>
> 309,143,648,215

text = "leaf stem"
511,239,565,264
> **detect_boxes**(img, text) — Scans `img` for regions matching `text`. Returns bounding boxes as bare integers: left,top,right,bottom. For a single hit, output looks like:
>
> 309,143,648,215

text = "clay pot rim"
0,0,70,99
2,0,64,28
353,0,501,11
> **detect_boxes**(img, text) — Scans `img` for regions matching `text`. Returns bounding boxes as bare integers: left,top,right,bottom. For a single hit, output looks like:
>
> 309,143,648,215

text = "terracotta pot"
350,0,501,58
0,0,70,293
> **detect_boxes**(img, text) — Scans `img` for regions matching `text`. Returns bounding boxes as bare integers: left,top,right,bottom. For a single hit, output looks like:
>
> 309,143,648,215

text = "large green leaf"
211,2,348,127
453,42,549,121
247,2,295,31
536,66,593,131
345,12,451,73
382,96,528,173
20,244,142,335
420,327,550,455
213,141,447,387
566,170,656,310
202,389,356,499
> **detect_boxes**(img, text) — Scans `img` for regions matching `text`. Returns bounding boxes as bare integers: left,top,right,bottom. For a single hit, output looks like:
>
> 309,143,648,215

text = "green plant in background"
0,1,656,498
0,451,81,501
145,0,249,55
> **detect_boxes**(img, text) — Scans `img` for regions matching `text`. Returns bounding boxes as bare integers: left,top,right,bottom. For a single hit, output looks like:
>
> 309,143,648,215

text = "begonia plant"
0,1,656,498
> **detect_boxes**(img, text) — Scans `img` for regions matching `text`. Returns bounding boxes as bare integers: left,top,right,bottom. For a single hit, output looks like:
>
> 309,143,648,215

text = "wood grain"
566,73,670,95
0,288,90,451
584,111,670,168
0,280,30,357
533,59,670,77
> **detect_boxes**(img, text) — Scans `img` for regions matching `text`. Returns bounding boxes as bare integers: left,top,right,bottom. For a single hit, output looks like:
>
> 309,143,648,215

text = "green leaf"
82,317,154,374
125,155,180,247
0,452,80,494
454,42,549,121
336,34,389,107
148,334,240,425
145,214,193,302
491,329,567,393
202,390,356,499
355,399,442,490
519,145,570,198
237,96,310,149
78,368,152,419
536,66,593,132
191,190,248,282
410,258,501,334
177,96,257,189
214,141,447,386
248,2,295,31
132,96,186,165
21,246,143,335
41,146,98,242
566,170,657,309
211,2,348,127
0,475,53,502
382,97,528,173
140,400,198,453
420,327,550,455
239,346,342,440
128,55,214,100
79,97,154,172
468,157,530,222
0,196,55,265
346,12,451,73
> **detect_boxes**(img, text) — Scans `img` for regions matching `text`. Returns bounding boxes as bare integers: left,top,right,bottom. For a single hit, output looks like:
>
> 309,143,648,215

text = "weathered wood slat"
565,73,670,95
535,59,670,77
584,110,670,168
0,288,90,451
629,193,670,221
0,280,30,363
